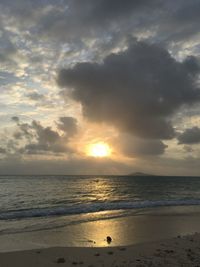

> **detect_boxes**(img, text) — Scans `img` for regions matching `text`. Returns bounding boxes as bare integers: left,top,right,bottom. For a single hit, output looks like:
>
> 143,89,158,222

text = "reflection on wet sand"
1,206,200,251
77,206,200,247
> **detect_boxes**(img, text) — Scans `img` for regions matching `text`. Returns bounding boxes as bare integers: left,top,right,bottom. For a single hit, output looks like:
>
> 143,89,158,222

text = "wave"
1,199,200,221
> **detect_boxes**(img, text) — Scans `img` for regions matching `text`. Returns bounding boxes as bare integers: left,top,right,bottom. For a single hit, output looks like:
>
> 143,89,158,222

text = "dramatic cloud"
68,0,161,24
167,1,200,42
129,140,167,156
114,134,167,157
57,117,77,136
1,0,200,174
2,0,200,46
178,127,200,144
29,0,161,42
2,0,198,50
58,40,200,140
11,117,78,155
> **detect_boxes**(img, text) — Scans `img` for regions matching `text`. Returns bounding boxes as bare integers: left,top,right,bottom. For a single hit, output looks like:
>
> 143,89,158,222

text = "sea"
1,175,200,238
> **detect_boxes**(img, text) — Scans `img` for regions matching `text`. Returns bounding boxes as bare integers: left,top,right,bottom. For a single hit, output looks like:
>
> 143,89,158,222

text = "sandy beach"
1,206,200,267
1,176,200,267
1,233,200,266
1,206,200,266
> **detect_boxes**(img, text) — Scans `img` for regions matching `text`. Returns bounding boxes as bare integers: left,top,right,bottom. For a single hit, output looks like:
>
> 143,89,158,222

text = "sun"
87,142,111,157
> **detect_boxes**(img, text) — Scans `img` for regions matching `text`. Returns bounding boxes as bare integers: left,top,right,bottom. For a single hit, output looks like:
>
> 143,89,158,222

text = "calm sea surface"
1,175,200,235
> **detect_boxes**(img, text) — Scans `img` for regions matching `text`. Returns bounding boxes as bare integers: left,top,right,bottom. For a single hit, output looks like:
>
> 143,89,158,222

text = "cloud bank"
178,127,200,144
58,40,200,140
10,116,77,155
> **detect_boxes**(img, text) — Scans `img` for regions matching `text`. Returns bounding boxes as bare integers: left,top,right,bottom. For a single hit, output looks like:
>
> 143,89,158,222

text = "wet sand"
1,206,200,266
1,233,200,266
1,206,200,251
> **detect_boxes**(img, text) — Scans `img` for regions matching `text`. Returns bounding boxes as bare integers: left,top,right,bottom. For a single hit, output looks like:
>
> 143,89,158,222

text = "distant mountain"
128,172,156,177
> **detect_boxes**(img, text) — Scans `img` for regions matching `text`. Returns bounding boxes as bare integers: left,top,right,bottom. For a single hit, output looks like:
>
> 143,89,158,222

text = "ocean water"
1,175,200,236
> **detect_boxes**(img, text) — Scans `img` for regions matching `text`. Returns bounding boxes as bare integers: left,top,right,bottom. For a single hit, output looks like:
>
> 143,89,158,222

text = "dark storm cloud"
1,0,200,47
1,0,200,53
69,0,161,22
31,121,60,144
166,0,200,42
111,133,168,157
114,135,167,157
11,117,78,155
58,40,200,140
178,127,200,144
57,117,77,136
5,0,160,43
174,0,200,22
70,0,200,45
12,119,63,154
0,0,48,24
12,117,33,141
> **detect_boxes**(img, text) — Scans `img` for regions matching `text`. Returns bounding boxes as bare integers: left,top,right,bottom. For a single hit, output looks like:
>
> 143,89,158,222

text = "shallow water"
1,175,200,235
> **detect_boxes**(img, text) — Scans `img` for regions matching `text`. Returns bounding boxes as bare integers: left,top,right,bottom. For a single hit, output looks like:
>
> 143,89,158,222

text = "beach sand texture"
1,233,200,267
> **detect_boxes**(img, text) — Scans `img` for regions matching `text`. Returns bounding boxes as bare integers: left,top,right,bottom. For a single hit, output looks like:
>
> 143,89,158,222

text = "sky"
0,0,200,175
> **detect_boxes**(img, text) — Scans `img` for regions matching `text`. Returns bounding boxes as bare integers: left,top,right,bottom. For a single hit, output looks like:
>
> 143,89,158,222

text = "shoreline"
1,233,200,266
1,205,200,253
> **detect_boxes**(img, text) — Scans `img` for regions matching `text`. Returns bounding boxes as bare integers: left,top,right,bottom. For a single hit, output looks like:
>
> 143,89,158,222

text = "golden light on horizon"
87,142,111,157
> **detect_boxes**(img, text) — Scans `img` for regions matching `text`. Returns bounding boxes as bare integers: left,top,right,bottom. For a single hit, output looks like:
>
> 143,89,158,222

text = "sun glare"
88,142,111,157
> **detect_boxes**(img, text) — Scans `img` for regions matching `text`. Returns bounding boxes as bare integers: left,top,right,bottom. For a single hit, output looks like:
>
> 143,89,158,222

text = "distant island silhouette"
128,172,156,176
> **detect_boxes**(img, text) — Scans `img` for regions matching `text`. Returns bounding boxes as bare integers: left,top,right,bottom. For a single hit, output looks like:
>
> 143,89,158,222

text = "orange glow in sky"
87,142,111,157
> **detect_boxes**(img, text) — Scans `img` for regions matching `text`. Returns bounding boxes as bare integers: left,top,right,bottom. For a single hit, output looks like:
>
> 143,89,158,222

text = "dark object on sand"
106,236,112,243
57,257,66,263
